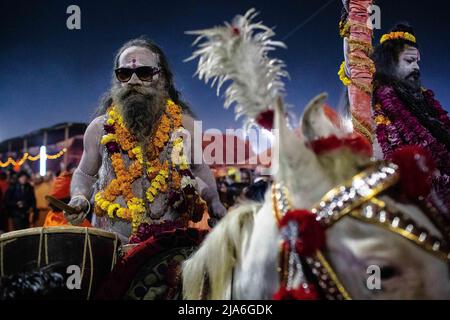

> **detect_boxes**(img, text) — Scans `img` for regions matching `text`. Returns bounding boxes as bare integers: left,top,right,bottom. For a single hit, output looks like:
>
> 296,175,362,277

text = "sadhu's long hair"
95,36,192,117
371,23,418,87
372,24,450,149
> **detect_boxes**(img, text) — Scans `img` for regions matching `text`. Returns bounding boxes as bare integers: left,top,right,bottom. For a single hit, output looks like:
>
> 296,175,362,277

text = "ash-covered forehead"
118,46,160,68
399,46,421,61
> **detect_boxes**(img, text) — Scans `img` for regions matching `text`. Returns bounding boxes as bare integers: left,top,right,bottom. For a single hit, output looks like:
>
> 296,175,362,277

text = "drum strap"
45,234,49,265
80,227,95,300
0,241,4,277
111,233,118,271
36,228,49,268
37,228,44,267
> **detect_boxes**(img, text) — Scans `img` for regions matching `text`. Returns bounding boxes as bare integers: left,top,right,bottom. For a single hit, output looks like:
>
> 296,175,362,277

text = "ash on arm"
66,117,103,223
182,114,227,226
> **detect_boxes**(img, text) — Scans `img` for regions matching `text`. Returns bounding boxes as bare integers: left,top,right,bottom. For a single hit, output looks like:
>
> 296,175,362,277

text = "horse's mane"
182,202,261,299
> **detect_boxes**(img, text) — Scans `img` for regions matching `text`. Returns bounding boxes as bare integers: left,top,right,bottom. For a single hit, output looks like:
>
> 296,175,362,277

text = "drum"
95,228,207,300
0,226,121,300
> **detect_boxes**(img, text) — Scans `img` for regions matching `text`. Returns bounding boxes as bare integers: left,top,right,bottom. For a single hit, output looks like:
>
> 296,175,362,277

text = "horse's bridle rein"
272,161,450,300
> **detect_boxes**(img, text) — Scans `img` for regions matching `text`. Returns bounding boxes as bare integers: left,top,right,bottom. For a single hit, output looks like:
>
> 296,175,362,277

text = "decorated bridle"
272,157,450,300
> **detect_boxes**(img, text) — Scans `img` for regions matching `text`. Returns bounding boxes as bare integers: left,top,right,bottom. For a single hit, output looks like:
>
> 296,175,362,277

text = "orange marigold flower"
99,102,188,231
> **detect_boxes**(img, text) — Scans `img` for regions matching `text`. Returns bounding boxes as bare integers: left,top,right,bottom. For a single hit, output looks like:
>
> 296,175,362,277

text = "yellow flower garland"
338,61,351,86
94,99,185,232
380,31,416,45
339,20,350,38
171,137,190,170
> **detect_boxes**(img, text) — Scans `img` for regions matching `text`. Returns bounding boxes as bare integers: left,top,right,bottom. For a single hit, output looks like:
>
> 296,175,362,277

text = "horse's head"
273,94,450,299
272,93,371,208
325,198,450,299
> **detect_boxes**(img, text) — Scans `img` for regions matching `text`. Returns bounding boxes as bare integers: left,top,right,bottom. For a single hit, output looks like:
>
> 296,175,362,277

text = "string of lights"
0,148,67,168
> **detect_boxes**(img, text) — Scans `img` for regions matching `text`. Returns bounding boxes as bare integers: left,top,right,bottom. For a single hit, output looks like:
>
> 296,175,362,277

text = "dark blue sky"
1,0,449,142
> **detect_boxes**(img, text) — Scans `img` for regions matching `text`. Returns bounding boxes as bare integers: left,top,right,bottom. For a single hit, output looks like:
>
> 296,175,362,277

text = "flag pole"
340,0,375,143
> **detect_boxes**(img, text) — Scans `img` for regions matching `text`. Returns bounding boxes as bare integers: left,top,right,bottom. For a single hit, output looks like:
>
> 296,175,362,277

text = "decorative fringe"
273,285,319,300
390,146,435,200
185,8,289,128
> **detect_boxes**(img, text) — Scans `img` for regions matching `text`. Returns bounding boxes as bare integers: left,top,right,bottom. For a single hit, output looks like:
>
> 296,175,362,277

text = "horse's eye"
380,266,399,280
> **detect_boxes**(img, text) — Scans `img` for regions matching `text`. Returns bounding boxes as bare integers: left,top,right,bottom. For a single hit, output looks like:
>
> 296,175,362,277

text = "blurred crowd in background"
0,165,271,235
215,167,271,208
0,163,77,234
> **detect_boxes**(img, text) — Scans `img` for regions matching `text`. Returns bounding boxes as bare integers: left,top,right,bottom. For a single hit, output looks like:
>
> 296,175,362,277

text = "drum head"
0,227,120,300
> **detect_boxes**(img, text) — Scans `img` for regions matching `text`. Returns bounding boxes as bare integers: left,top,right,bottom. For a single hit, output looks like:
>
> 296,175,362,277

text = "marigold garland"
374,114,391,126
94,98,207,238
338,61,351,86
380,31,416,45
339,20,350,38
94,99,186,232
172,137,190,170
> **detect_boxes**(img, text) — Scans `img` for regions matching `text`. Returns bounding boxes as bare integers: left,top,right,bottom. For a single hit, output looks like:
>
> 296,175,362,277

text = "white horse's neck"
233,195,280,299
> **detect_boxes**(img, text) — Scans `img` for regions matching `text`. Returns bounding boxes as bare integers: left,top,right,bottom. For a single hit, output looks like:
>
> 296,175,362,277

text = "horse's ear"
274,96,299,143
301,93,343,142
272,97,313,181
272,96,330,207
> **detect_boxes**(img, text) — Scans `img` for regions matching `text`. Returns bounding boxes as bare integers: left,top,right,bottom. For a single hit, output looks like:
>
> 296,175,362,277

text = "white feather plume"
185,8,289,127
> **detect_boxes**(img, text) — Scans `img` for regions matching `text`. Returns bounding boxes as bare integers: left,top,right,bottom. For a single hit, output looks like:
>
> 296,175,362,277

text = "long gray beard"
393,76,425,105
112,85,167,145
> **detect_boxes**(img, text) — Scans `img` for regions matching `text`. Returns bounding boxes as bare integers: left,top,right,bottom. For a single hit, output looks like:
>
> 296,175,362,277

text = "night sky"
1,0,449,142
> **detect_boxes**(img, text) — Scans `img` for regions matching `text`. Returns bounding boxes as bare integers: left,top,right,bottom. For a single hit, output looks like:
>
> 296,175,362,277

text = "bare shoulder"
85,116,105,139
182,113,196,132
83,116,105,152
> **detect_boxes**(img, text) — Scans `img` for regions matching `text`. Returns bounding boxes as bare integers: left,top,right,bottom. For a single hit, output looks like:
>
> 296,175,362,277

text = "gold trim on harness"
272,161,450,300
311,162,399,226
349,199,450,261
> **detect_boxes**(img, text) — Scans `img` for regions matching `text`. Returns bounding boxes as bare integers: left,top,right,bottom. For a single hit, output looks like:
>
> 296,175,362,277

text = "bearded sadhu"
370,24,450,213
342,19,450,214
64,37,226,244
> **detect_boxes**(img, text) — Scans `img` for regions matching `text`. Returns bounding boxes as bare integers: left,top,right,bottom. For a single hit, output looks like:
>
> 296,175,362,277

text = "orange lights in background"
0,148,67,168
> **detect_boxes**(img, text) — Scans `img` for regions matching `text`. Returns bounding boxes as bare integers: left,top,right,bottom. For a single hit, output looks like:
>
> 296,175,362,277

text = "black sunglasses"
115,66,160,82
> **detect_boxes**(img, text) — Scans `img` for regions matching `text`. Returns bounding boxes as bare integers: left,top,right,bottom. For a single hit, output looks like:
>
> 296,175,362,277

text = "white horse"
182,94,450,300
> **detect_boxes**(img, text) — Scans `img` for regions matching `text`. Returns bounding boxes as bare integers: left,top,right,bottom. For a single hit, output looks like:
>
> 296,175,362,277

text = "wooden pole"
343,0,375,143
